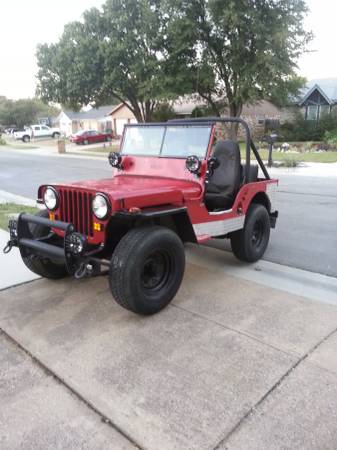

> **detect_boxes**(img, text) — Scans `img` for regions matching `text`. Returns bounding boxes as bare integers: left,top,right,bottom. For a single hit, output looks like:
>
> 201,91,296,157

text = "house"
56,103,138,136
107,103,138,135
173,95,282,137
297,78,337,122
56,105,117,136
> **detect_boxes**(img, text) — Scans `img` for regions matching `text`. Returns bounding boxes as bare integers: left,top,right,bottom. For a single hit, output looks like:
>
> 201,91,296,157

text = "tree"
36,0,193,122
169,0,311,129
0,97,59,128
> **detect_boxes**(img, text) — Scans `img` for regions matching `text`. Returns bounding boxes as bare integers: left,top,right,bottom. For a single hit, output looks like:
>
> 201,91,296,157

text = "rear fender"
249,189,278,228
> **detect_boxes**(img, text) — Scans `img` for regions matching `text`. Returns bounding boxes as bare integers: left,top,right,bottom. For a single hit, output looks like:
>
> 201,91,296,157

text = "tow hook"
74,263,93,279
3,238,17,254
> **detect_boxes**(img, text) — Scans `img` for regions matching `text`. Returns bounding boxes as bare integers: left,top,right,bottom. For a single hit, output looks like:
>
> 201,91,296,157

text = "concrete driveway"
1,247,337,449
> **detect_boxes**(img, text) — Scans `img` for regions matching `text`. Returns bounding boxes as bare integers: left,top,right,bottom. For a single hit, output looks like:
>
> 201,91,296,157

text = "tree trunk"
229,102,243,141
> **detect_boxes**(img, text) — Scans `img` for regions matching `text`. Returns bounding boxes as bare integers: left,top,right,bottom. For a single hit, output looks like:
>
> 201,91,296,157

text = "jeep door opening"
4,117,278,315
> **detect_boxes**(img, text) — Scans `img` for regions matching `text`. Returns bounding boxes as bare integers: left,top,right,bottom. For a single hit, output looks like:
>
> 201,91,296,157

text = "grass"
0,137,38,150
0,203,38,231
75,142,120,153
240,147,337,163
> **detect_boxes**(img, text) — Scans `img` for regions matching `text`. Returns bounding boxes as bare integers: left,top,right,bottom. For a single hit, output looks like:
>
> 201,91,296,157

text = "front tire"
52,132,61,139
22,135,30,143
109,226,185,315
230,203,270,263
22,210,68,279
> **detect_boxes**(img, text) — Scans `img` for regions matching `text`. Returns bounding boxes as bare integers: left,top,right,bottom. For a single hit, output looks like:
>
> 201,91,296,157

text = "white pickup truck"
14,125,61,142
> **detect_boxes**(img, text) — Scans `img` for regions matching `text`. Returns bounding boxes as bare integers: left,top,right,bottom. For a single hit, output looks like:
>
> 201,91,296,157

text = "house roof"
173,95,206,115
62,105,117,121
299,78,337,105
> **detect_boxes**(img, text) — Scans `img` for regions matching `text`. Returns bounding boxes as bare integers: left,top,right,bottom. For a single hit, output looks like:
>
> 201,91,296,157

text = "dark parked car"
70,130,116,145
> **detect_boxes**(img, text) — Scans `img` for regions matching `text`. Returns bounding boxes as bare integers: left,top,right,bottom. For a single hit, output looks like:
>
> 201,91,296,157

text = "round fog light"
67,232,86,255
185,155,201,174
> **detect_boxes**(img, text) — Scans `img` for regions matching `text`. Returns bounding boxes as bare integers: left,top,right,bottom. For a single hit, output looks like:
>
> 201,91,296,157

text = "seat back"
241,164,258,183
206,140,241,200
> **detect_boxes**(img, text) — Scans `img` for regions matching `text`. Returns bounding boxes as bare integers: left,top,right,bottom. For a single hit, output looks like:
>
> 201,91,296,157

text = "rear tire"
230,203,270,263
52,132,61,139
22,210,68,279
22,135,30,143
109,226,185,315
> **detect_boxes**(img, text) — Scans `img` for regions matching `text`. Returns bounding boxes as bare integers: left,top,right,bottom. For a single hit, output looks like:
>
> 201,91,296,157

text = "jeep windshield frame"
120,123,213,159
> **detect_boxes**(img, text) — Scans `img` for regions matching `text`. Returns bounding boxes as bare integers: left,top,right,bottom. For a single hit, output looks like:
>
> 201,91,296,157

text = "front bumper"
4,213,108,277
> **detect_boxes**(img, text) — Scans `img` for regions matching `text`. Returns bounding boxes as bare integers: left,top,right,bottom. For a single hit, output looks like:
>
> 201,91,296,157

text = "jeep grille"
59,189,94,237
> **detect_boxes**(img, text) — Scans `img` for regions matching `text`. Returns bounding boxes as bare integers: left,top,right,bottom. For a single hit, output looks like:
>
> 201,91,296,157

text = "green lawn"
0,137,38,150
0,203,38,231
78,143,120,153
240,148,337,163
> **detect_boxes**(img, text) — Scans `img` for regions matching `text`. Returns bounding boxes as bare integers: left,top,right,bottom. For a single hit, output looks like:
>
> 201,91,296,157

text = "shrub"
280,110,337,142
324,129,337,145
151,103,176,122
0,137,6,145
281,157,301,167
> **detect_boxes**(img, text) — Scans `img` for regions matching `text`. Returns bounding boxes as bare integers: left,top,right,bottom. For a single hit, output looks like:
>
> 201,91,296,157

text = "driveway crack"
0,327,143,450
212,324,337,449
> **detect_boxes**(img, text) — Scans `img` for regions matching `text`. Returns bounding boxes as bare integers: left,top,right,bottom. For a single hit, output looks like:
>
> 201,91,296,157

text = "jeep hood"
54,175,202,210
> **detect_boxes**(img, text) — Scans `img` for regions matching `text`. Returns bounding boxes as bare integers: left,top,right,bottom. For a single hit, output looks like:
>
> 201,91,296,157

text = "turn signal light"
93,222,101,231
49,212,55,220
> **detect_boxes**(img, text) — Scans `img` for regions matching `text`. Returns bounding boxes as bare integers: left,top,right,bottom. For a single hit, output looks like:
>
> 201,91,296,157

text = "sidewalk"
0,229,39,289
1,244,337,449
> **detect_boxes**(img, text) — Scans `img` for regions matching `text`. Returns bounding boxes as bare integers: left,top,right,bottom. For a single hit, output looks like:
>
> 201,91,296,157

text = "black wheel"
22,210,68,279
230,203,270,263
22,135,30,143
109,226,185,315
52,132,60,139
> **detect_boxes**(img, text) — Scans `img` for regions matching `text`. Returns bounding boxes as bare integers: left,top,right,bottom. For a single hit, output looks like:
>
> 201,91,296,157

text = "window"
121,125,212,158
41,126,49,130
34,126,41,131
320,105,330,117
161,126,212,158
307,105,318,121
122,126,164,155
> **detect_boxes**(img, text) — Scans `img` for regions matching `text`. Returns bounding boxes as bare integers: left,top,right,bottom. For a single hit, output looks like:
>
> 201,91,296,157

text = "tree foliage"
168,0,311,117
36,0,311,124
0,97,59,128
36,0,193,122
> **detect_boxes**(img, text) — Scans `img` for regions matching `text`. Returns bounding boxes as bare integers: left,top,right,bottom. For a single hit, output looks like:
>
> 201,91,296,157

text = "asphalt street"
0,148,336,277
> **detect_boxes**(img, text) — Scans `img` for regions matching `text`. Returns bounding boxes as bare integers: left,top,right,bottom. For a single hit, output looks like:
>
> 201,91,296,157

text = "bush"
280,110,337,142
0,137,6,145
282,157,301,167
151,103,176,122
324,129,337,146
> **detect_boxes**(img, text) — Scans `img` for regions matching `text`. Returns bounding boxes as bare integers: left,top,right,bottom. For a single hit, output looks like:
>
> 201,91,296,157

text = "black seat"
205,140,241,210
241,164,258,183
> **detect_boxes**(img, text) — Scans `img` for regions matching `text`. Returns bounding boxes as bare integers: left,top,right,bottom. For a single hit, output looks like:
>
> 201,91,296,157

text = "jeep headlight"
92,193,110,219
43,186,58,210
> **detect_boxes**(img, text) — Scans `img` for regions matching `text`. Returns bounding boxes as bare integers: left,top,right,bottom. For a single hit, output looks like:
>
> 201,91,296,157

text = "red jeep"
4,118,278,315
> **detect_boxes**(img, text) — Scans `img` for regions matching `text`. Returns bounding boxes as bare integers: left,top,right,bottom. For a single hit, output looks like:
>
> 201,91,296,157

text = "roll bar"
168,117,270,183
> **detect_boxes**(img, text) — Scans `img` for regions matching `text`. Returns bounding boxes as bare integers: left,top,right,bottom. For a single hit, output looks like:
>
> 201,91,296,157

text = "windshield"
121,125,212,158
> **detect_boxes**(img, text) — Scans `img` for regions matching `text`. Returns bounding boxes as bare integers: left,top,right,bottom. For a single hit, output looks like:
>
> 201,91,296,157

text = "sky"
0,0,336,100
